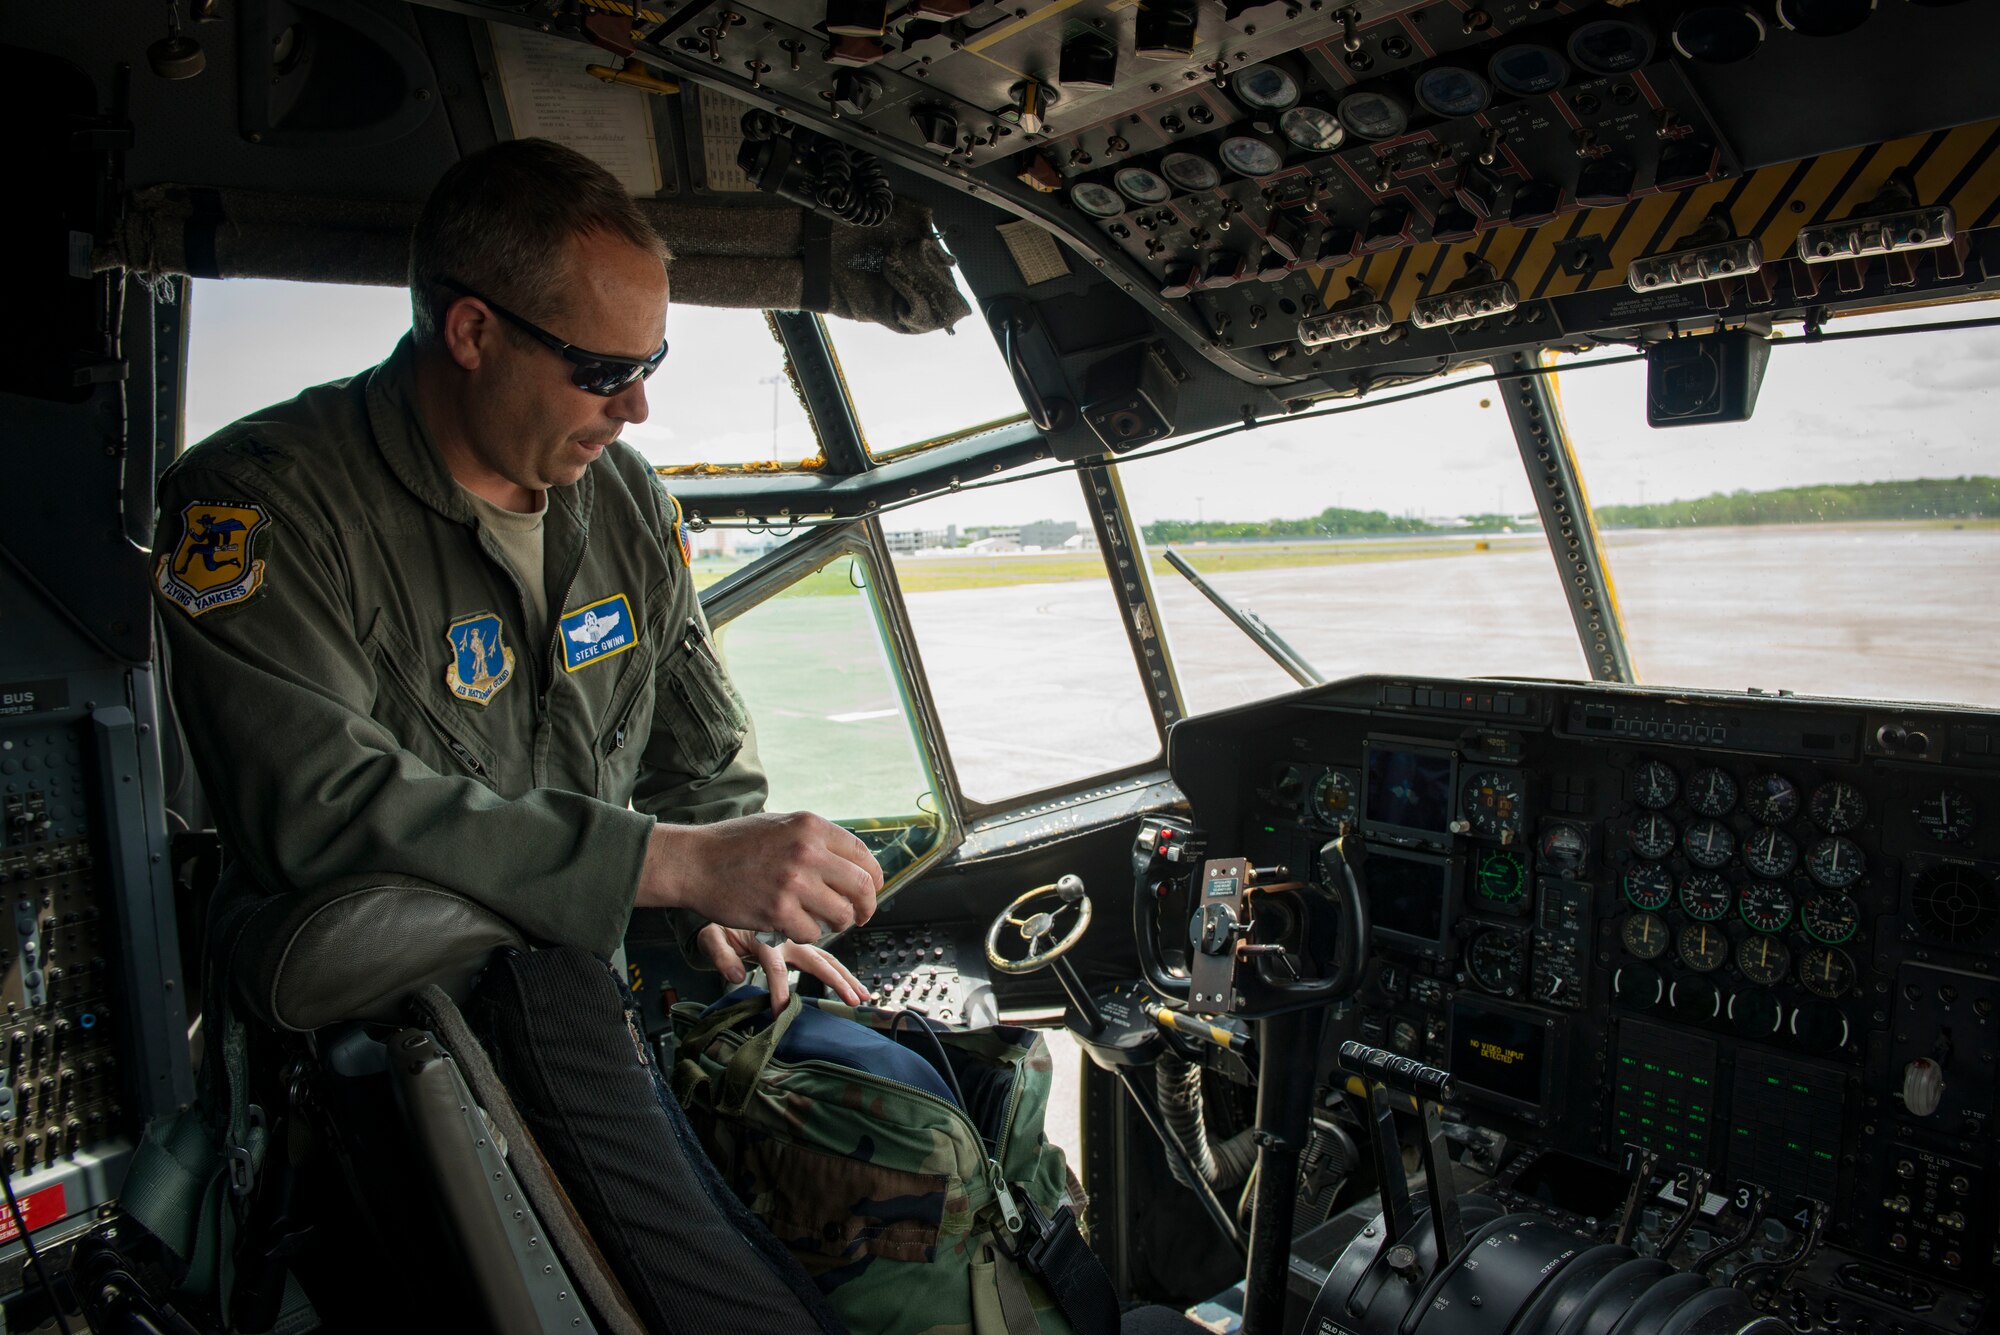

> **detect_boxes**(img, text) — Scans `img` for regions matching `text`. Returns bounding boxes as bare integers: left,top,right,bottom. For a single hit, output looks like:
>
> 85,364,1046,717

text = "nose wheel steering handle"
985,874,1105,1031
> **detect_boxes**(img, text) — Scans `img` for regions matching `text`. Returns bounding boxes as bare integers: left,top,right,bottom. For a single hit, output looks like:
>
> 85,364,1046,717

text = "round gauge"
1615,964,1664,1009
1742,826,1798,879
1806,835,1865,890
1538,821,1590,875
1775,0,1875,37
1466,927,1527,995
1624,863,1675,912
1069,182,1126,218
1487,44,1569,97
1621,911,1670,960
1390,1018,1422,1055
1159,151,1223,193
1473,847,1529,908
1912,787,1978,844
1679,872,1733,923
1737,880,1795,933
1671,5,1766,64
1462,769,1526,840
1230,63,1300,112
1311,769,1356,826
1217,136,1284,178
1744,772,1801,825
1278,105,1344,153
1801,893,1861,944
1809,781,1866,833
1687,767,1739,817
1798,945,1855,999
1678,923,1729,973
1629,812,1677,861
1682,818,1737,870
1336,90,1409,142
1730,988,1785,1037
1113,166,1173,204
1632,807,1680,859
1736,933,1792,987
1633,759,1680,811
1413,67,1491,119
1567,18,1656,75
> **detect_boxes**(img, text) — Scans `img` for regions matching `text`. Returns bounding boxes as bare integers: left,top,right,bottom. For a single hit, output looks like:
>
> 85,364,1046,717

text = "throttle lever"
1337,1041,1464,1272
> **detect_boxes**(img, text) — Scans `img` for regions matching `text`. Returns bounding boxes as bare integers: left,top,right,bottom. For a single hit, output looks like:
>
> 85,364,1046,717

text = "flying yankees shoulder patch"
444,612,515,705
560,594,638,672
156,502,270,617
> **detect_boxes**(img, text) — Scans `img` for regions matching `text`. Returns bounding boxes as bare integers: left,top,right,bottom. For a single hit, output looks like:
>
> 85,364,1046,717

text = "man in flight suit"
153,138,878,1328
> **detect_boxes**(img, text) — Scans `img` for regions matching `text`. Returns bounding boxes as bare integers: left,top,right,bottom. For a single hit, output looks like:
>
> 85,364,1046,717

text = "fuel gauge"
1678,923,1729,972
1798,945,1855,999
1736,934,1791,987
1912,786,1978,844
1621,912,1670,960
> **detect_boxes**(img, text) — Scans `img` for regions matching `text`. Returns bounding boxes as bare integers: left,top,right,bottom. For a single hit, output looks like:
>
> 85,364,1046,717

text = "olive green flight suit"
152,335,760,958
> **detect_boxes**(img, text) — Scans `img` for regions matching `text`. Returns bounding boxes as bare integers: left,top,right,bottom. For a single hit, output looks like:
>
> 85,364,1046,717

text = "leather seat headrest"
234,876,526,1032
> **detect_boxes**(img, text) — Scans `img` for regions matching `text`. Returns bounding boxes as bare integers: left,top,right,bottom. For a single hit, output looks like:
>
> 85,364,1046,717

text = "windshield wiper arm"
1163,549,1324,688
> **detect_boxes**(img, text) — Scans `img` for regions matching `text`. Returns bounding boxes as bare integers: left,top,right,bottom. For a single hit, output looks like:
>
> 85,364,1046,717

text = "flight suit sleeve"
625,480,770,961
155,463,653,959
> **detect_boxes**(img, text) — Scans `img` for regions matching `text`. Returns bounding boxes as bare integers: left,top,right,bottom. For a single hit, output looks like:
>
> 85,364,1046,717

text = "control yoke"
1186,834,1371,1015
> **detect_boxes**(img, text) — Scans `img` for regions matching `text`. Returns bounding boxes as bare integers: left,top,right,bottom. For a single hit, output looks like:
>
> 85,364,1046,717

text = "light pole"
758,373,784,455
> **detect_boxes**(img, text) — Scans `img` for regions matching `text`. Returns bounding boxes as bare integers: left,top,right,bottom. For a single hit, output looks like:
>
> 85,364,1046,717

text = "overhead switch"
1135,0,1200,60
1060,34,1118,90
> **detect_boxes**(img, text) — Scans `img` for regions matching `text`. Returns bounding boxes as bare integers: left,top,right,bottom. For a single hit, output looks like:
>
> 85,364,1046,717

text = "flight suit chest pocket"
658,617,747,778
595,639,658,802
363,615,501,784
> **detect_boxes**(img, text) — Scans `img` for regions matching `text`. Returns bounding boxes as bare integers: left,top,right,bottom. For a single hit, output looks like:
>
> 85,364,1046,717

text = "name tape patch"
561,593,638,672
156,501,269,617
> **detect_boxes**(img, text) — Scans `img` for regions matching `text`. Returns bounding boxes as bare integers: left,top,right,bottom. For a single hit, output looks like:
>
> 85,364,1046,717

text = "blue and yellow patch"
444,612,515,705
560,593,638,673
156,501,269,617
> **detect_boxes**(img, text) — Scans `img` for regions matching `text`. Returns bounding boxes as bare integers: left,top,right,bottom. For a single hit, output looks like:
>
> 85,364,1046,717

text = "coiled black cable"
813,140,894,227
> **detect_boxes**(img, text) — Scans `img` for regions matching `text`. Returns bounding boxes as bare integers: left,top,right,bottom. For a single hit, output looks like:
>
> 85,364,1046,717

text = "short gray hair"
409,138,670,346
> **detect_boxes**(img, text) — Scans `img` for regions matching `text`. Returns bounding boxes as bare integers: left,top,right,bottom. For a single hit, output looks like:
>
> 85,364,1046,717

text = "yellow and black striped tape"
1312,118,2000,319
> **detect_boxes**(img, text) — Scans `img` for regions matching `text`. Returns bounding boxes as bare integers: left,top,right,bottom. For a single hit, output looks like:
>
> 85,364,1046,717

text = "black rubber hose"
1156,1050,1257,1193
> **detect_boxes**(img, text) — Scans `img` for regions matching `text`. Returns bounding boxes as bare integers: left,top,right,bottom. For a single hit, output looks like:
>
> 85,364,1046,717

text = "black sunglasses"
441,278,668,397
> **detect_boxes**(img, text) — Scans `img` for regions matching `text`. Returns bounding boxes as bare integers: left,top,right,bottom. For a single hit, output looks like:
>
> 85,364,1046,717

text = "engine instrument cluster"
1166,675,2000,1326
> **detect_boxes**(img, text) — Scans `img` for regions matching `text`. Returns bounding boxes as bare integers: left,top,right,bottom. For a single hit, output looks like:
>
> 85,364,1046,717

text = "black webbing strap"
1023,1202,1120,1335
184,187,226,280
799,212,834,313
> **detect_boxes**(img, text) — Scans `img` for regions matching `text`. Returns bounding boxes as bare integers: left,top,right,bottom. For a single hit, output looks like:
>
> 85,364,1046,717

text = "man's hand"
637,811,883,940
695,924,873,1012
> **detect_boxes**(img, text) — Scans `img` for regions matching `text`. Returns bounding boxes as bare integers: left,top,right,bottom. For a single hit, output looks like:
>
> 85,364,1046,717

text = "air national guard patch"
560,594,637,673
444,612,515,705
156,502,269,617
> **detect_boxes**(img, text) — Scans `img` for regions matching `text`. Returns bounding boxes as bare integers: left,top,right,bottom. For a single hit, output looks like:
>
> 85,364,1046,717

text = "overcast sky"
184,278,1999,530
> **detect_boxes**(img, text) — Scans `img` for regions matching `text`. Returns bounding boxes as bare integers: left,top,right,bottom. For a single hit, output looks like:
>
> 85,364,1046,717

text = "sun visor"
99,184,970,336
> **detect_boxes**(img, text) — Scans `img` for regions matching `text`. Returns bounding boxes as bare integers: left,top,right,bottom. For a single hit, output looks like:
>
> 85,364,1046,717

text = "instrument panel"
1167,675,2000,1315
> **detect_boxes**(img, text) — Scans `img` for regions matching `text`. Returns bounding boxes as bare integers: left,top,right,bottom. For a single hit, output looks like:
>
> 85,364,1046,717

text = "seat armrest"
235,876,526,1032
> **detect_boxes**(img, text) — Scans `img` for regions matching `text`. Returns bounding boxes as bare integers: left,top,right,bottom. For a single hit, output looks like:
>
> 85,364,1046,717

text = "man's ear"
441,294,496,373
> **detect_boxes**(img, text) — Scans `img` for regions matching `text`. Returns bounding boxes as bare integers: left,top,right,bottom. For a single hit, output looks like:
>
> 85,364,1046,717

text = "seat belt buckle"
226,1104,265,1199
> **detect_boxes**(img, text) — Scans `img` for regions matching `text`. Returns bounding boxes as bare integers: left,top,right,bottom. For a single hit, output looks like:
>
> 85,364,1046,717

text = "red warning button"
0,1183,67,1243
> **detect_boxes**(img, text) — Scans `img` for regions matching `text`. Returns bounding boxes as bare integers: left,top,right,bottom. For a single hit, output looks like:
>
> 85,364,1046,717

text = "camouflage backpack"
670,989,1115,1335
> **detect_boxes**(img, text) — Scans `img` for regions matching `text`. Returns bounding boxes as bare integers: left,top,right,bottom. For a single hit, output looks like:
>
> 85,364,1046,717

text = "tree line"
1140,477,1999,541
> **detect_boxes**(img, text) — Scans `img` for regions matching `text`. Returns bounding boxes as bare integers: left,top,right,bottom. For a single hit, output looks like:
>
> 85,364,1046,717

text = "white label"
489,24,663,197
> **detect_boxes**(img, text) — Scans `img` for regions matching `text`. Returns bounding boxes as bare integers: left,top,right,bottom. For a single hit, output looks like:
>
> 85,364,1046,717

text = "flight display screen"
1363,742,1456,844
1364,848,1456,953
1450,997,1554,1113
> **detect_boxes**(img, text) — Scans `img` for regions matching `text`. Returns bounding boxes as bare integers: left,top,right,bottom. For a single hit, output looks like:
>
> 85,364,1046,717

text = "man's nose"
609,378,650,426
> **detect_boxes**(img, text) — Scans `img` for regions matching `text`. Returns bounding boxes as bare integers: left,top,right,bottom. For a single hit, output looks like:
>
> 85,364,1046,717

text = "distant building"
1019,520,1078,549
883,525,958,554
964,525,1020,545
